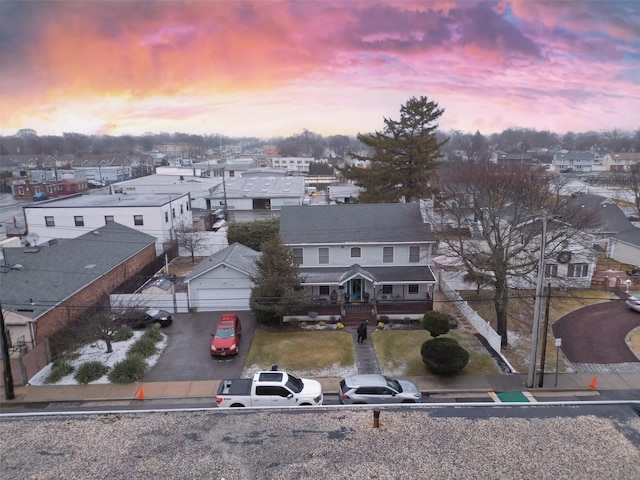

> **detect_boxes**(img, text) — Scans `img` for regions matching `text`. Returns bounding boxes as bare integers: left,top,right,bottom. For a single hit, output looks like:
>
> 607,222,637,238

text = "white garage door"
194,288,251,311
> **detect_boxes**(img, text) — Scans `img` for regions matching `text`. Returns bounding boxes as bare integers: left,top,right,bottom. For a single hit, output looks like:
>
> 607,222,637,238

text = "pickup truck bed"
217,379,252,396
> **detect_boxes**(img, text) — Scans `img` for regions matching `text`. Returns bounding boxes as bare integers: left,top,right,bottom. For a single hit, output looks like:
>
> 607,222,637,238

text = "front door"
349,278,362,302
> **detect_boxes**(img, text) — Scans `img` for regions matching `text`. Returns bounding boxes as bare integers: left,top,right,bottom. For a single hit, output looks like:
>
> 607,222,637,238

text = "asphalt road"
552,296,640,364
142,310,257,382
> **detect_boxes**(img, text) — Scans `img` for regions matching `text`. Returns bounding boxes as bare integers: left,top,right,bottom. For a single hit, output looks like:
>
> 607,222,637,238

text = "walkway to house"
348,324,381,374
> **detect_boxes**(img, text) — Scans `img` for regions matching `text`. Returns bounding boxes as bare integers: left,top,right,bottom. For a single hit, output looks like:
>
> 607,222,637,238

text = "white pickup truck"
216,370,323,408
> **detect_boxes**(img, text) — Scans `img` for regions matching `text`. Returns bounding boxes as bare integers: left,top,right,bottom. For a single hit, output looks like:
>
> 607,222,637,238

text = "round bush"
421,311,451,338
113,326,134,342
142,324,163,343
108,354,148,384
128,336,158,358
74,360,109,384
421,337,469,375
45,361,74,384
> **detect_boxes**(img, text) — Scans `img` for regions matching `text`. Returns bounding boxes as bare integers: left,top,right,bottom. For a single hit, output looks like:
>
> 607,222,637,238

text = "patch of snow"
28,331,168,386
242,363,356,379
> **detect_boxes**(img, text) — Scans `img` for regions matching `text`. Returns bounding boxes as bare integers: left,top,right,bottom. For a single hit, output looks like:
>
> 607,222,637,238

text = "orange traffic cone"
589,376,597,389
136,387,145,400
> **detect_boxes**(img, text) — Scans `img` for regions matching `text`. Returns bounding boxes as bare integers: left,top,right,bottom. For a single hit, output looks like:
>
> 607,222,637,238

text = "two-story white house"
552,150,596,172
23,193,191,255
279,203,436,323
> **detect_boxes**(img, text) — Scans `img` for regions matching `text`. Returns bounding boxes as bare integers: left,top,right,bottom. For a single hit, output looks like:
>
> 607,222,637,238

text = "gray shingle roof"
566,193,633,234
613,227,640,247
280,203,432,244
298,265,436,284
0,223,156,321
185,243,260,281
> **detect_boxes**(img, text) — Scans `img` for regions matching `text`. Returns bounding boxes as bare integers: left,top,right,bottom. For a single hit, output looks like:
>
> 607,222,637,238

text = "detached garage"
185,243,260,312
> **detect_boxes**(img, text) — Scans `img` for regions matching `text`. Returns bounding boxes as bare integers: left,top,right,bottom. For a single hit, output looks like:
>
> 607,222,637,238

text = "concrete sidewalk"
1,372,639,407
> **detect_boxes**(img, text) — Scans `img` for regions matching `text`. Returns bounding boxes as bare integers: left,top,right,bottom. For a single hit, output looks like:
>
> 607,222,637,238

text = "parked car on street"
211,313,242,356
32,192,49,201
338,374,422,404
119,308,173,328
626,295,640,313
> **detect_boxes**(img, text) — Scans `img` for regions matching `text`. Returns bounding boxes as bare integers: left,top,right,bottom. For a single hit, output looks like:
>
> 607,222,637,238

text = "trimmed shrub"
403,317,412,324
421,311,451,338
336,322,344,330
128,336,158,358
45,361,74,384
52,351,80,366
108,353,148,384
113,326,134,342
289,318,300,328
142,324,163,343
421,337,469,375
318,321,326,327
377,321,385,329
74,360,109,384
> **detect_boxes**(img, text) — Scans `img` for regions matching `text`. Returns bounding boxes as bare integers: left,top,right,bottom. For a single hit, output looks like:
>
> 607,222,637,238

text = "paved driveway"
143,310,256,382
552,297,640,364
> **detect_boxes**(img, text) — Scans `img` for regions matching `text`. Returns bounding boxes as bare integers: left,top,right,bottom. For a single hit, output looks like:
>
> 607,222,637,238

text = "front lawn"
242,329,356,378
372,329,502,376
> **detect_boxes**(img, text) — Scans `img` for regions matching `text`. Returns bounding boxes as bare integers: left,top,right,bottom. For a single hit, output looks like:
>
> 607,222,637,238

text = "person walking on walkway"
357,319,368,344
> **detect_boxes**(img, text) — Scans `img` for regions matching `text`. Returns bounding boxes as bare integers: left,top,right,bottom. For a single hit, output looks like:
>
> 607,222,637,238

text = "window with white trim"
319,247,329,264
134,215,144,226
567,263,589,278
544,264,558,277
292,248,303,265
408,284,419,294
383,247,394,263
319,286,330,295
105,215,114,224
74,216,84,227
45,216,55,227
351,247,361,258
382,284,393,294
409,246,420,263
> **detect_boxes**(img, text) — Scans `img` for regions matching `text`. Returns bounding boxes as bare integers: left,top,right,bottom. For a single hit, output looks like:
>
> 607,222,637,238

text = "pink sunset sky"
0,0,638,139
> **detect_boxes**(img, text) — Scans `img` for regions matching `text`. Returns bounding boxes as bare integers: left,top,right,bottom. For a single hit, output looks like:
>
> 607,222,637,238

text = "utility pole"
538,283,552,388
0,305,15,400
527,214,548,388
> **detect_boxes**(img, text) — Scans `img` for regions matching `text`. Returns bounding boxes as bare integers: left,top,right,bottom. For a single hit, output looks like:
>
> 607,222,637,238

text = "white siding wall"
187,265,254,311
24,198,191,254
296,243,431,267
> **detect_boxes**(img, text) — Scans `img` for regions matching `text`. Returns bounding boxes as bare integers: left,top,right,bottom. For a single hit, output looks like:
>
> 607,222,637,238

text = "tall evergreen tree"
249,236,304,326
340,96,447,203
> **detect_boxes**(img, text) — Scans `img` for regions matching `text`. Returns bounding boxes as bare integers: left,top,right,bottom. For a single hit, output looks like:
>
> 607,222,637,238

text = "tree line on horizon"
1,123,638,161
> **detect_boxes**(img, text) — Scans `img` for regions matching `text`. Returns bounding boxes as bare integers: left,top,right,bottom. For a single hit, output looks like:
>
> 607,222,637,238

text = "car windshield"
285,373,304,393
215,327,235,339
145,308,160,317
385,377,402,393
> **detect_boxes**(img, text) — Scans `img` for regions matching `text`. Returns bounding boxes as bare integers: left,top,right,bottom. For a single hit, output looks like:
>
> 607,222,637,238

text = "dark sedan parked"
120,308,173,328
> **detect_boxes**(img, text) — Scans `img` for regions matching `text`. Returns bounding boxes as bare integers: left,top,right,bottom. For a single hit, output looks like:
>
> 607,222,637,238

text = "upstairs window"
134,215,144,226
105,215,114,224
292,248,303,265
319,247,329,265
351,247,361,258
383,247,394,263
409,246,420,263
165,212,169,223
45,216,55,227
74,216,84,227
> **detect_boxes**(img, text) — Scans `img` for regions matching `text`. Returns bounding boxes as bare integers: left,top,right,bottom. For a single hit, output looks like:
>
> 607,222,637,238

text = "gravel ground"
1,405,639,479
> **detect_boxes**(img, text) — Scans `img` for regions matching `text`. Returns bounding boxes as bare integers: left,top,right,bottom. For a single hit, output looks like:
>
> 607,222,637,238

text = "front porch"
292,297,433,326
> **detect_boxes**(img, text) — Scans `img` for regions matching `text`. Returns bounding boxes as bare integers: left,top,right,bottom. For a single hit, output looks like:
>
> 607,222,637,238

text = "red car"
210,314,242,357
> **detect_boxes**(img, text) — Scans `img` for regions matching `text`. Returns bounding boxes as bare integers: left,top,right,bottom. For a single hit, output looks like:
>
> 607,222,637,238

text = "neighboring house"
326,183,363,204
185,242,260,311
607,227,640,268
11,178,89,199
552,150,596,172
565,193,635,249
0,223,157,384
23,192,191,255
207,175,306,223
279,203,436,322
602,152,640,172
490,150,535,167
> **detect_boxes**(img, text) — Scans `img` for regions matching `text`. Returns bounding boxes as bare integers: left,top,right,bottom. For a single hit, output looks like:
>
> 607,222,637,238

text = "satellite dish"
26,232,40,247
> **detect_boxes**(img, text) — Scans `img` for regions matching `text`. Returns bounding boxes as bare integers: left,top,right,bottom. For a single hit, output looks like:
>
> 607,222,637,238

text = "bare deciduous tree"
433,161,600,347
174,220,207,263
